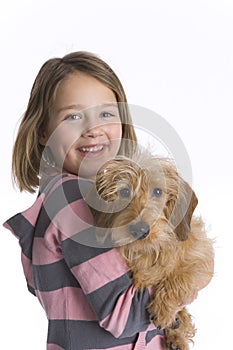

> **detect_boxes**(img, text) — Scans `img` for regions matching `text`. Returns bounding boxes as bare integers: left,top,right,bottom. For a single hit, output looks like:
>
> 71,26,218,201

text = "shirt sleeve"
62,236,152,338
51,174,152,338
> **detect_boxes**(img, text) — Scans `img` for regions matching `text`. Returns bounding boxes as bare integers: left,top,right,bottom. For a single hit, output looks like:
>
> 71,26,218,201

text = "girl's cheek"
51,124,82,148
48,126,81,164
110,123,122,139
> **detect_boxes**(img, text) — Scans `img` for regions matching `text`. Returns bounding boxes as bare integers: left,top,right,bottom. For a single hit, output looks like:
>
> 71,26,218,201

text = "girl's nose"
82,125,104,138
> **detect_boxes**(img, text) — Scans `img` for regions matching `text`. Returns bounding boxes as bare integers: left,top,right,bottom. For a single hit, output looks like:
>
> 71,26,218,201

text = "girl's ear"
39,131,48,146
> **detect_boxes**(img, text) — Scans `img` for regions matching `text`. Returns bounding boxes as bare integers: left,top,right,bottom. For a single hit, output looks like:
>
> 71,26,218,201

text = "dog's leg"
165,308,195,350
148,272,196,329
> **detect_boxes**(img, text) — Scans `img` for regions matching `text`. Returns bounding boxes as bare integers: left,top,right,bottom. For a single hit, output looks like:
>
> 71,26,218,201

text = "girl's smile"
39,72,122,178
76,142,110,157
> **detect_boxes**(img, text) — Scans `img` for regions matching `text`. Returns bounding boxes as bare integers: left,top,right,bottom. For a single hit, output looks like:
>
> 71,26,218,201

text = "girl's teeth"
80,145,104,152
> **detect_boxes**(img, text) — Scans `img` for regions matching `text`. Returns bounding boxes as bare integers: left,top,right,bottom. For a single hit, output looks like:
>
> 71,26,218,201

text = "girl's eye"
101,111,115,118
66,114,82,121
118,187,131,198
152,188,163,198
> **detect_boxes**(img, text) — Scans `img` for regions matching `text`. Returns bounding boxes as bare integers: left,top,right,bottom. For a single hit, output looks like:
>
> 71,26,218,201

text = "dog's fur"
86,153,214,350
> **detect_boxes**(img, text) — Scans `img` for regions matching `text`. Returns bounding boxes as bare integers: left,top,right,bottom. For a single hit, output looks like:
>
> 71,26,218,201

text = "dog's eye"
153,188,163,198
118,187,131,198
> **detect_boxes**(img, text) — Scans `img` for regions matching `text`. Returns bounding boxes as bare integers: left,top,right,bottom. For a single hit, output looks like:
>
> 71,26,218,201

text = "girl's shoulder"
39,173,95,244
39,173,93,200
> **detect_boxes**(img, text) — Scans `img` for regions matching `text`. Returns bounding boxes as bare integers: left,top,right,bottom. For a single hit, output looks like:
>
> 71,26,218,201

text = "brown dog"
87,153,214,350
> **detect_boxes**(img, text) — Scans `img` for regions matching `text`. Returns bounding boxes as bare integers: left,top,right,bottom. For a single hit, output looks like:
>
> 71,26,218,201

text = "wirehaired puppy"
87,153,214,350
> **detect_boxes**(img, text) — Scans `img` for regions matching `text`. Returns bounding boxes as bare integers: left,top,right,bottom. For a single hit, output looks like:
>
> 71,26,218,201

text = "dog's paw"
168,342,189,350
171,317,181,329
150,313,175,330
152,318,181,332
169,344,181,350
149,298,179,329
150,315,161,329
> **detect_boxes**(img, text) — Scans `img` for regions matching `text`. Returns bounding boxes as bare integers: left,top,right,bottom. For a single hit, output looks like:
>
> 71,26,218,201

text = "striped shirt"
3,173,166,350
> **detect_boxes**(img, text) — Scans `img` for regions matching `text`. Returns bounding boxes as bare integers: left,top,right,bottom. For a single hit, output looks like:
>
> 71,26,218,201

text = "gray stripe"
87,276,153,338
87,272,132,321
120,288,151,337
146,328,165,344
47,319,138,349
27,283,36,296
39,174,68,194
35,178,92,237
62,232,111,267
33,259,80,291
6,213,34,259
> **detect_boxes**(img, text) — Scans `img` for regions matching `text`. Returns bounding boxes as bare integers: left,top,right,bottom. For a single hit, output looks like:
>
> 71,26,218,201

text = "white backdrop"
0,0,232,349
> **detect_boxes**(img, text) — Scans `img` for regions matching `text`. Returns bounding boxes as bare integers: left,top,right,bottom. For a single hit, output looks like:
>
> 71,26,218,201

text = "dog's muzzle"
129,221,150,240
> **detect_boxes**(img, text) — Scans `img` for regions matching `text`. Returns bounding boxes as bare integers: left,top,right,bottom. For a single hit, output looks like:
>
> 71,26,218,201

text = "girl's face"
39,72,122,178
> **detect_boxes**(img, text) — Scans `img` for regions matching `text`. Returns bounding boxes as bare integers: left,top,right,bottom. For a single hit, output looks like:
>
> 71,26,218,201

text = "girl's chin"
78,160,108,177
62,159,108,178
63,146,120,177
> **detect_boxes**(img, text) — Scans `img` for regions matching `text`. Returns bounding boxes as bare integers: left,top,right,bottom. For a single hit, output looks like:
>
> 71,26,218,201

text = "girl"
3,51,167,349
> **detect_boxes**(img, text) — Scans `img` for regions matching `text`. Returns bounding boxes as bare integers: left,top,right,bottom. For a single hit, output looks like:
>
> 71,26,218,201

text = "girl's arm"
50,174,153,338
61,234,152,338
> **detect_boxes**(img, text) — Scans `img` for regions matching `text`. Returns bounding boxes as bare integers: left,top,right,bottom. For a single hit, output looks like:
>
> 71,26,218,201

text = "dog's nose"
130,222,150,240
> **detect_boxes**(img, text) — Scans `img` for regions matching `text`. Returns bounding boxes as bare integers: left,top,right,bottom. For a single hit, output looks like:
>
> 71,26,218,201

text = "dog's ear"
166,179,198,241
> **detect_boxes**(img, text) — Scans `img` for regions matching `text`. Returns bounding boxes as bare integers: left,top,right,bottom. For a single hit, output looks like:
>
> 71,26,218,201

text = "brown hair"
12,51,137,192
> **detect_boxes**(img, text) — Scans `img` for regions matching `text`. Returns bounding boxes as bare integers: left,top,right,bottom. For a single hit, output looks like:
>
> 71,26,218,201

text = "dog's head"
87,155,198,246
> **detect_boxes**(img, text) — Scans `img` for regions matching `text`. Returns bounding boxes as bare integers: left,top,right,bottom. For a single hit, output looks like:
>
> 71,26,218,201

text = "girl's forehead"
52,71,116,113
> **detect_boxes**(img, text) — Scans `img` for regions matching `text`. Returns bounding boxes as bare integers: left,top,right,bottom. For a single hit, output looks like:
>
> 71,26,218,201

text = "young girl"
3,51,167,349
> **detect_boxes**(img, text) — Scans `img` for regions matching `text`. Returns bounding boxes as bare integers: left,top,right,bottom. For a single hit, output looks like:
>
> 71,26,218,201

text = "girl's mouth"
79,145,104,153
77,144,108,157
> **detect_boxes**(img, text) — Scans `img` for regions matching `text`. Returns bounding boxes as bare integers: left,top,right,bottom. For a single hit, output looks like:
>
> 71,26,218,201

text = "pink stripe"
52,199,94,241
21,252,34,289
33,228,63,265
134,331,147,349
47,344,64,350
147,323,158,331
21,194,45,225
36,287,97,320
33,196,94,265
148,334,167,349
71,249,129,294
100,284,135,337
